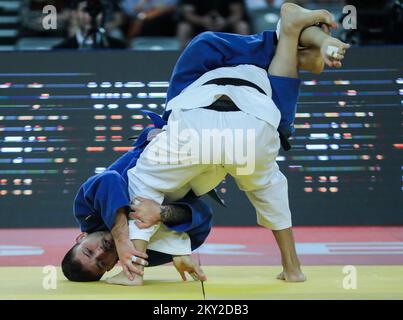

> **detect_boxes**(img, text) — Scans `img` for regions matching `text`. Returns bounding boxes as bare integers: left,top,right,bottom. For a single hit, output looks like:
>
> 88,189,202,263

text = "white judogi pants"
128,107,292,231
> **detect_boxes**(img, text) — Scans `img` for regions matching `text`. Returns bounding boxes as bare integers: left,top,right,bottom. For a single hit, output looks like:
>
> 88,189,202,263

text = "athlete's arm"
129,197,192,228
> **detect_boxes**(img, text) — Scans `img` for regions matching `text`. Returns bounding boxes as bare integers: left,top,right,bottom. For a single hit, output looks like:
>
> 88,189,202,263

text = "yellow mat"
1,266,402,300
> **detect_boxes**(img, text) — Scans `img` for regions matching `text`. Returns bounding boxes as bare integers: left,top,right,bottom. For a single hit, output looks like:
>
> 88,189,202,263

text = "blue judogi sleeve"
147,195,213,267
74,171,131,232
164,30,277,120
74,140,148,233
74,171,213,249
74,173,212,261
269,74,301,138
165,194,213,251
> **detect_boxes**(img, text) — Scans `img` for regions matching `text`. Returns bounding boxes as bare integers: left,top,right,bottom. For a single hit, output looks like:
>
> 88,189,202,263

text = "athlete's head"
61,231,118,282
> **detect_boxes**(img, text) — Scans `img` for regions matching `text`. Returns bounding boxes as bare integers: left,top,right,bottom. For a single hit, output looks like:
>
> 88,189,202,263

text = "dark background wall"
0,46,402,227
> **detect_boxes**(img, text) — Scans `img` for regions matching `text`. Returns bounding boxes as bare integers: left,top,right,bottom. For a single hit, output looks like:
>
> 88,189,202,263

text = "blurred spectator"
121,0,178,38
246,1,349,10
177,0,250,47
53,1,126,49
102,2,126,41
20,0,70,37
245,0,283,10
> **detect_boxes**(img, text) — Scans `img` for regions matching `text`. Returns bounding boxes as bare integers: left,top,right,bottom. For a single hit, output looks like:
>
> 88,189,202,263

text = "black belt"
201,77,265,112
201,77,292,151
202,99,241,112
203,77,266,95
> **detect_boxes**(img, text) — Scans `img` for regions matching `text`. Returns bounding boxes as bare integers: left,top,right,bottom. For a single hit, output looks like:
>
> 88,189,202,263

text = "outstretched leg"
272,3,351,75
268,2,337,78
265,3,342,283
298,47,324,74
297,25,351,73
105,239,147,286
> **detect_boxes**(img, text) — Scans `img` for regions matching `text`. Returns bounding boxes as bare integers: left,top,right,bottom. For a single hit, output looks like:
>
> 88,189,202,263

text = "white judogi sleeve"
128,220,192,256
128,220,160,242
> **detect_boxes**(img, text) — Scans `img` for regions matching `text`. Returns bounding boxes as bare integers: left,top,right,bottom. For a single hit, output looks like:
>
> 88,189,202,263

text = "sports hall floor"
1,226,402,300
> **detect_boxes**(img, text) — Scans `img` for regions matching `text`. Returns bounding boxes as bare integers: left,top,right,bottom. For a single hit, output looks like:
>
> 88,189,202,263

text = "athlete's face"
73,231,118,277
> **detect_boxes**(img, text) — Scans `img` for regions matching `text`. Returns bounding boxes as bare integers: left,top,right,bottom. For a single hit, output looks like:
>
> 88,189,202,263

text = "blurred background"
0,1,402,228
0,0,401,51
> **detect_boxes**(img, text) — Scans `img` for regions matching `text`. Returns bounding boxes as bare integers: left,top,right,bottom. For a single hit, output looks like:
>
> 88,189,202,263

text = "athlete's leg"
105,239,147,286
268,2,337,78
106,222,161,286
299,24,351,69
272,4,350,75
298,46,325,74
263,3,340,282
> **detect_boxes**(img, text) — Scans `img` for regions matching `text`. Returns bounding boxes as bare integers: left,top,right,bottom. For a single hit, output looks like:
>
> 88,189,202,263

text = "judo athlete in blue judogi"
61,111,214,283
62,3,349,285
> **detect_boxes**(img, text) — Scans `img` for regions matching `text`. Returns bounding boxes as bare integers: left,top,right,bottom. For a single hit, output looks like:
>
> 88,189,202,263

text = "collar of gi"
129,110,167,147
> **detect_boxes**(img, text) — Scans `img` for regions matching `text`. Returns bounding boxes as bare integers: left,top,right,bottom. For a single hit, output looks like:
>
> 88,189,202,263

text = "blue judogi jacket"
163,31,300,140
73,112,213,260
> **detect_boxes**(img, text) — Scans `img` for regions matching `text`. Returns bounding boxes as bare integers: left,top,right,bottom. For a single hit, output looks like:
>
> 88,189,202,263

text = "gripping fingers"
131,255,148,267
320,23,330,35
126,260,144,276
122,265,134,281
135,220,151,229
325,45,345,66
128,212,140,220
333,61,342,68
131,198,141,209
189,272,199,281
326,45,340,58
332,53,344,61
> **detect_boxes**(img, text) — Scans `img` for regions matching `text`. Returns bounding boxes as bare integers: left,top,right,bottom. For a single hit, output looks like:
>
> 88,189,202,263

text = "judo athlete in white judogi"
106,3,350,285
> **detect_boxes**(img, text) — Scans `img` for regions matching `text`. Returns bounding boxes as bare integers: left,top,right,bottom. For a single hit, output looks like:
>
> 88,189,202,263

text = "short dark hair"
61,244,103,282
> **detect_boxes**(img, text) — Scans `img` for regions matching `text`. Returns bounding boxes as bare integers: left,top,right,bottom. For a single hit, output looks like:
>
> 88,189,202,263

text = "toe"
277,272,285,280
320,10,337,28
334,61,342,68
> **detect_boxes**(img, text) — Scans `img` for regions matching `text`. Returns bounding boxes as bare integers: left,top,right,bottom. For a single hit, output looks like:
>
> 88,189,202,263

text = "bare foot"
280,3,337,35
277,270,307,282
298,47,325,74
105,271,144,286
321,37,351,68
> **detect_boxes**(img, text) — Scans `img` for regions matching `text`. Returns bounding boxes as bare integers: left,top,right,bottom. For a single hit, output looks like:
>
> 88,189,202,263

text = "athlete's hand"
173,255,207,282
129,197,161,229
114,238,148,280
